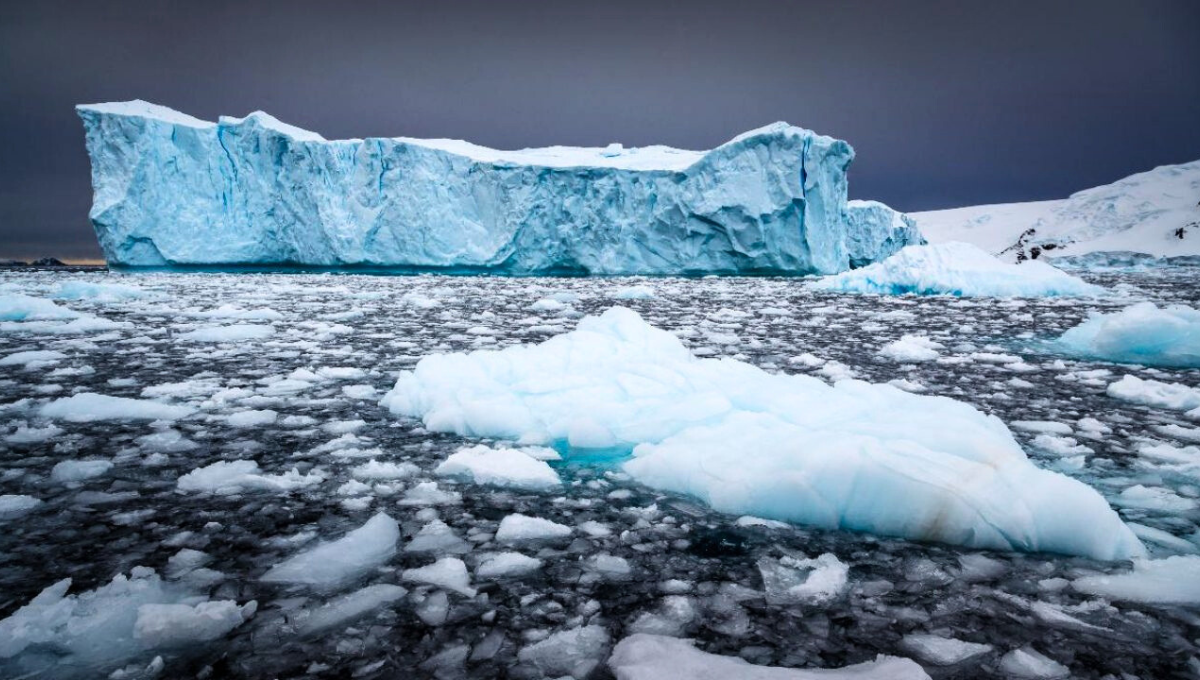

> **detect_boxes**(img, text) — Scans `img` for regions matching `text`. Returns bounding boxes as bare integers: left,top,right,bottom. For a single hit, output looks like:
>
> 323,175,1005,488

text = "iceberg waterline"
77,100,922,275
381,306,1145,560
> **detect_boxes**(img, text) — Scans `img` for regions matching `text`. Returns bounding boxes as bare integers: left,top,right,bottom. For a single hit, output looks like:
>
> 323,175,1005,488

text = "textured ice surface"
434,444,561,491
609,634,931,679
1072,555,1200,604
809,242,1103,297
384,306,1143,559
2,267,1199,678
1056,302,1200,367
39,393,194,422
899,634,992,666
261,512,398,587
77,101,923,274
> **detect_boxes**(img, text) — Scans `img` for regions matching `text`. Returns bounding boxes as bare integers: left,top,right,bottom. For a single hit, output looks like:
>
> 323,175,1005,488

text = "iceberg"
381,307,1145,560
1056,302,1200,368
77,100,921,275
809,242,1103,297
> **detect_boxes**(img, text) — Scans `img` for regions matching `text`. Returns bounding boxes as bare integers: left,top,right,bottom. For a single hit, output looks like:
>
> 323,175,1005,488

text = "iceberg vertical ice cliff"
77,101,922,274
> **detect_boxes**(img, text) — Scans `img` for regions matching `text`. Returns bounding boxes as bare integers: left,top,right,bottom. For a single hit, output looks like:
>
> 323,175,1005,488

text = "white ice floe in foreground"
808,242,1102,297
261,513,399,587
0,568,253,673
383,307,1144,560
434,444,561,491
1057,302,1200,368
608,634,931,679
40,393,195,422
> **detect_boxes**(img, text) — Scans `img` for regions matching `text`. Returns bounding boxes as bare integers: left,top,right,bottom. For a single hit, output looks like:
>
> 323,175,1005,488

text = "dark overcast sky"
2,1,1198,260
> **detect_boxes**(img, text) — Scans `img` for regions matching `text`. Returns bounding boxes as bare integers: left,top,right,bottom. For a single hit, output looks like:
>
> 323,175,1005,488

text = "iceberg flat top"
77,101,813,171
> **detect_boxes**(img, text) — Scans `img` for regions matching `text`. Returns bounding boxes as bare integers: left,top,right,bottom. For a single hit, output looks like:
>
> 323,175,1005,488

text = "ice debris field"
2,262,1200,679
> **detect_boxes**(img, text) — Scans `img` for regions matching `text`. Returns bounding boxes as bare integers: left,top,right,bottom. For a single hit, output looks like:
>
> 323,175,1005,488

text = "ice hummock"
1056,302,1200,368
77,101,922,275
382,306,1144,560
809,242,1103,297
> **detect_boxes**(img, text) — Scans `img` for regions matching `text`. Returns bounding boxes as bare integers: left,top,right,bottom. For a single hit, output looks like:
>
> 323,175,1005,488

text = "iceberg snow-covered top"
76,100,819,171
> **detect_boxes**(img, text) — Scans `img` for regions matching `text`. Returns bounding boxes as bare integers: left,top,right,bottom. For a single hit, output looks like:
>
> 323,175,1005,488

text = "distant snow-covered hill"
912,160,1200,263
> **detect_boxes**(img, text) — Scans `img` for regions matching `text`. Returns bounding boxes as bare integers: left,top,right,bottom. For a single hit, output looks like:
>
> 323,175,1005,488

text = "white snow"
608,634,931,679
40,393,195,422
383,307,1144,560
434,444,561,491
261,513,399,587
401,557,476,596
1071,556,1200,604
914,159,1200,261
494,514,572,543
1057,302,1200,368
809,242,1102,297
177,460,324,494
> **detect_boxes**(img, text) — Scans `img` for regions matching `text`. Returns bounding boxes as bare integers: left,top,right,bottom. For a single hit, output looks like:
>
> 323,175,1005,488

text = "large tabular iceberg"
381,307,1144,560
77,101,921,274
809,241,1103,297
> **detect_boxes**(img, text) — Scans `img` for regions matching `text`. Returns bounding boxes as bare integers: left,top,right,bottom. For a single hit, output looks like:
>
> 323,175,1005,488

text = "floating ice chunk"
50,459,113,483
495,514,572,543
628,596,697,637
998,647,1069,679
1107,375,1200,411
351,459,419,481
54,280,148,302
402,557,476,596
519,625,610,680
177,460,324,494
397,481,462,506
262,513,399,587
1010,420,1072,435
735,516,792,530
1056,302,1200,368
293,584,407,635
614,285,656,300
879,335,942,362
758,553,848,604
608,634,930,679
5,423,64,444
341,384,377,400
0,569,250,671
809,242,1102,298
1114,485,1197,512
0,293,80,321
0,494,42,519
0,349,68,367
133,600,255,647
587,554,632,579
1072,555,1200,603
434,445,561,491
40,393,194,422
226,409,277,428
900,634,992,665
475,552,543,579
135,428,198,452
383,307,1143,560
177,324,274,342
404,520,470,554
187,304,282,321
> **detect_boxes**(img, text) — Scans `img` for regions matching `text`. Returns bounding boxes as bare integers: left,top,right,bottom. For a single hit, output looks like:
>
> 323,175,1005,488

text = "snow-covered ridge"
78,101,810,172
76,101,922,273
914,160,1200,262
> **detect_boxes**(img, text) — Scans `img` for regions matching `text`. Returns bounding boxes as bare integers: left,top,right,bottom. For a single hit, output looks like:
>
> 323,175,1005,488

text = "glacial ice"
176,459,325,494
1056,302,1200,368
39,393,195,422
1106,375,1200,412
998,647,1070,679
77,101,922,274
292,584,407,636
899,634,992,666
608,634,931,679
1072,555,1200,604
382,306,1145,559
494,513,573,543
809,242,1103,297
261,512,399,587
401,557,476,597
518,625,611,680
434,444,561,491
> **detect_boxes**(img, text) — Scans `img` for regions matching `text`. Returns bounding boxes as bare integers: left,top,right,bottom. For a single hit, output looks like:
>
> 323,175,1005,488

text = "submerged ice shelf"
77,101,922,274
